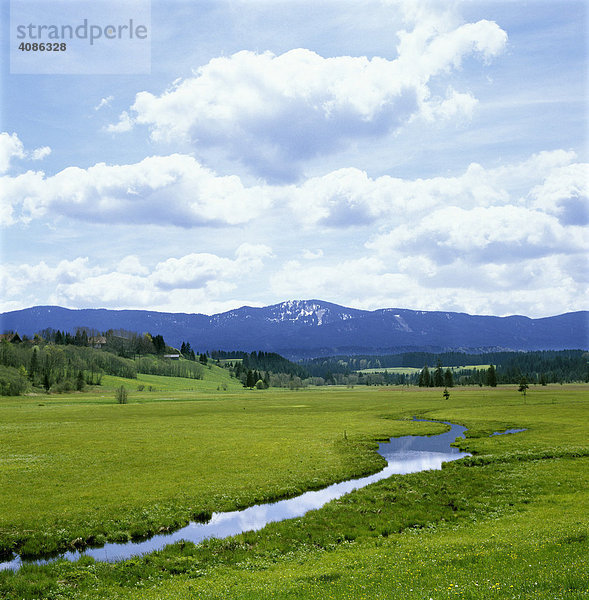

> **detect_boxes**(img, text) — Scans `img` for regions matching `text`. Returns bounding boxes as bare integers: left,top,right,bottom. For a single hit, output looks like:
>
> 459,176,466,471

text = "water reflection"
491,428,526,436
1,420,470,570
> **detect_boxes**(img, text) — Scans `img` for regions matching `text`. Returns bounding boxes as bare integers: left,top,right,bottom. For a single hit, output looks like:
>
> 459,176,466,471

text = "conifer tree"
434,360,444,387
151,334,166,354
419,365,430,387
29,348,39,382
486,364,497,387
76,370,85,391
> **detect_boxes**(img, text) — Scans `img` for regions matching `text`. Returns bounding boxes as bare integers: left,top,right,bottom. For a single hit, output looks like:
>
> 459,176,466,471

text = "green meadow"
0,377,587,599
356,366,424,375
356,365,491,375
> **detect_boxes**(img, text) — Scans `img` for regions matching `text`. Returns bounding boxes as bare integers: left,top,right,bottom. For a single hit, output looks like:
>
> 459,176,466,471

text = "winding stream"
0,419,523,571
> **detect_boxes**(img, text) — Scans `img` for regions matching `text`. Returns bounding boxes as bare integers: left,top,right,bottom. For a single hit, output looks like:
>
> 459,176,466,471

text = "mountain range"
1,301,587,358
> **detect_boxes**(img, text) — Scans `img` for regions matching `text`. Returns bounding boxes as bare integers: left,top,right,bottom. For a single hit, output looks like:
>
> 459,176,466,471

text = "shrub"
115,386,128,404
51,379,75,393
0,364,30,396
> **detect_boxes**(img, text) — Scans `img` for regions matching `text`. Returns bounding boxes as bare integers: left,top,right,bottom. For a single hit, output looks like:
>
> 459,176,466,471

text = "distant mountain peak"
263,299,357,326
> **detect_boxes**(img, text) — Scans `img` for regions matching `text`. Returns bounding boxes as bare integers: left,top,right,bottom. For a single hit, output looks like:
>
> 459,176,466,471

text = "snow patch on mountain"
394,314,412,332
265,300,352,326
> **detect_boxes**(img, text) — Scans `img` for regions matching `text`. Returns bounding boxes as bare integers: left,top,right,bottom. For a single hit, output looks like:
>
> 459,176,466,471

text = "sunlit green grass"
104,362,244,394
0,383,587,599
357,364,491,374
102,459,588,600
0,384,439,558
356,366,423,374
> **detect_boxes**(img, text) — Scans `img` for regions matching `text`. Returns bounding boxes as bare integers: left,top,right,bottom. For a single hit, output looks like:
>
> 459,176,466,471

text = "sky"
0,0,587,318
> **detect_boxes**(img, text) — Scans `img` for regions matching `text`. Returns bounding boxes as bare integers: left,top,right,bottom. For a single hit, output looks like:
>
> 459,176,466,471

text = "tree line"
215,351,310,389
417,362,456,387
226,352,307,389
38,327,171,359
2,325,586,395
213,350,309,378
304,350,588,384
0,334,204,395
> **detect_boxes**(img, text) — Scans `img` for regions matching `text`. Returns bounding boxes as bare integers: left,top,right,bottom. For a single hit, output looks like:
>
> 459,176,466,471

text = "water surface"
1,420,474,570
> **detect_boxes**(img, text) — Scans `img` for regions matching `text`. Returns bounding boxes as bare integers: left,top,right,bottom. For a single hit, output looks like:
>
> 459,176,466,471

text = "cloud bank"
1,154,272,227
1,145,586,317
1,245,273,314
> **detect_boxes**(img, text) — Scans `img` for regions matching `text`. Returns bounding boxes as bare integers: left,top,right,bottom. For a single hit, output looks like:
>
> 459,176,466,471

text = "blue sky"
1,0,587,317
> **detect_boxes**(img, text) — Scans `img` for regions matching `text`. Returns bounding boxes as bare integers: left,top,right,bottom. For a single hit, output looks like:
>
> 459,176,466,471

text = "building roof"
0,332,21,343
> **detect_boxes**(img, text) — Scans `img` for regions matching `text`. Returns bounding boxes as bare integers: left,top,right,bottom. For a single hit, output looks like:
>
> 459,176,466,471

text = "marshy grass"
0,383,587,599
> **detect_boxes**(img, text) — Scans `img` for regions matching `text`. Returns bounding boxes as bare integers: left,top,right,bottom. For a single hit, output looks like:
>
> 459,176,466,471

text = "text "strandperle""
16,19,148,45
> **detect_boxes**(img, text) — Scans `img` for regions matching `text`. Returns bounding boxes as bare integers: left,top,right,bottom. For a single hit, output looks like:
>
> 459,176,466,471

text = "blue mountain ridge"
1,300,587,359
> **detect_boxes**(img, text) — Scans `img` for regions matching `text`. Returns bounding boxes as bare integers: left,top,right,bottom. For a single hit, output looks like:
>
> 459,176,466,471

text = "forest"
303,350,589,385
0,329,205,396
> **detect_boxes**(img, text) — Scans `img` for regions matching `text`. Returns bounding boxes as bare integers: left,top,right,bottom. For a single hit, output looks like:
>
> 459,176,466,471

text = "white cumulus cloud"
1,246,274,313
30,146,51,161
530,163,589,225
105,111,133,133
368,205,587,264
95,95,114,111
287,151,587,230
110,16,506,180
117,255,150,276
0,132,26,174
0,132,52,175
0,154,274,227
0,258,100,302
270,252,587,318
151,243,272,291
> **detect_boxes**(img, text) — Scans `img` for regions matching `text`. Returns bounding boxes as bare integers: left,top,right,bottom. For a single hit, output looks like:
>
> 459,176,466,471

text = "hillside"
1,300,587,358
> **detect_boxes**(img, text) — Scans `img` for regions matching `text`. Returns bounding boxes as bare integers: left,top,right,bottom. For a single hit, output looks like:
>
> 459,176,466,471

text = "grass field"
0,382,587,599
105,362,244,394
357,365,491,374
